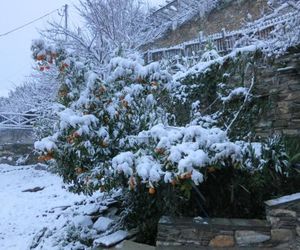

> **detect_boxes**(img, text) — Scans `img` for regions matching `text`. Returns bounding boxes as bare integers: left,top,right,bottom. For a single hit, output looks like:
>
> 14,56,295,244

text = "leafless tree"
78,0,148,48
0,69,59,113
42,0,150,66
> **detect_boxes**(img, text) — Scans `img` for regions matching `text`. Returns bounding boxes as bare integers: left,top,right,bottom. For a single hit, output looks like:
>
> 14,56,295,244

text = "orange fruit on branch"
36,54,46,61
149,187,156,195
75,167,85,174
129,176,136,190
180,172,192,180
51,52,57,58
99,86,106,94
151,81,159,87
207,167,216,173
100,140,109,148
171,179,177,186
121,100,129,108
155,148,165,155
72,132,81,138
38,155,46,162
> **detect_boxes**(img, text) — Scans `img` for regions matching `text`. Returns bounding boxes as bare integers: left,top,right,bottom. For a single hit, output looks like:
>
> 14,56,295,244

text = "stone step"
93,240,155,250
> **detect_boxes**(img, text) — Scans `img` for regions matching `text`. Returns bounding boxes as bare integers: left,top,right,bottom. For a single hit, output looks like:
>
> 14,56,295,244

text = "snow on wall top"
265,192,300,207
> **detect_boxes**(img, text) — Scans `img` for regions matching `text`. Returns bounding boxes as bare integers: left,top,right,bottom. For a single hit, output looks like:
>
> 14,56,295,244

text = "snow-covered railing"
0,112,38,129
145,10,299,63
149,0,219,23
150,0,179,21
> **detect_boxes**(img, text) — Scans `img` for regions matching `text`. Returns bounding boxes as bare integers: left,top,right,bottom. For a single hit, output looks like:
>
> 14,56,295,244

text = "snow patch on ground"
0,164,86,249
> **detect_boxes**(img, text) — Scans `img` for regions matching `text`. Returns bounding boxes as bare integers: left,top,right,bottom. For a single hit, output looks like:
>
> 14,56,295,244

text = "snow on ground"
0,164,86,250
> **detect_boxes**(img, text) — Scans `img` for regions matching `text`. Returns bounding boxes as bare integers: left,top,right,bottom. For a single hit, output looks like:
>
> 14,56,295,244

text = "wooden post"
147,51,151,64
183,44,187,57
222,28,226,38
64,4,69,41
162,50,166,59
199,31,204,43
199,31,205,52
222,28,226,52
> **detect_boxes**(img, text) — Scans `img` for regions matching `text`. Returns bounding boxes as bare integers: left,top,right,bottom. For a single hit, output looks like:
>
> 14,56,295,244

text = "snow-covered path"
0,164,85,250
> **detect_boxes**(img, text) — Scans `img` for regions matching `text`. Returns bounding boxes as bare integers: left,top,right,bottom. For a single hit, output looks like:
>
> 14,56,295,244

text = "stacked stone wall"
0,128,37,165
254,48,300,137
156,193,300,249
168,47,300,138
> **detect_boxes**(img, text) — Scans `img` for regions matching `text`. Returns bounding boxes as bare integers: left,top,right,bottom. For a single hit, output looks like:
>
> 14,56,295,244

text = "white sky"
0,0,165,97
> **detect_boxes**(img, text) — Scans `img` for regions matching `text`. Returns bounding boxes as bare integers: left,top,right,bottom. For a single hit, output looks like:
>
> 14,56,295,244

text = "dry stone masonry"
0,129,36,165
157,193,300,249
254,47,300,138
265,193,300,248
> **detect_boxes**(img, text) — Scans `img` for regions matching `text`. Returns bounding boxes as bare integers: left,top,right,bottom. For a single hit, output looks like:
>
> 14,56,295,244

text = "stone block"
290,103,300,113
273,119,288,128
269,209,297,218
269,217,298,229
281,219,298,229
277,102,290,114
288,84,300,91
156,241,182,247
218,230,234,236
110,240,155,250
292,112,300,119
267,216,280,226
179,228,198,240
290,119,300,128
271,229,294,242
257,120,272,128
282,129,300,136
280,93,300,102
209,235,235,248
235,230,270,246
276,113,292,120
0,128,35,145
296,226,300,237
198,230,216,246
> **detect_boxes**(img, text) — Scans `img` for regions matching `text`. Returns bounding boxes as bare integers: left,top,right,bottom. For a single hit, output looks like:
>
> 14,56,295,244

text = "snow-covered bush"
34,36,296,205
32,3,300,242
34,42,171,194
113,125,242,188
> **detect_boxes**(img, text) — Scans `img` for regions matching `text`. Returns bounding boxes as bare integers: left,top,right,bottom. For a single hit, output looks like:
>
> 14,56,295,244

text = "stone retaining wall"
156,193,300,249
0,143,37,165
0,128,37,165
168,46,300,138
0,128,35,145
265,193,300,248
254,47,300,138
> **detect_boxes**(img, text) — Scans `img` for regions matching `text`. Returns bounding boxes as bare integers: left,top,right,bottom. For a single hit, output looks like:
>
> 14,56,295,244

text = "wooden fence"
0,112,38,129
145,10,299,63
150,0,218,23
